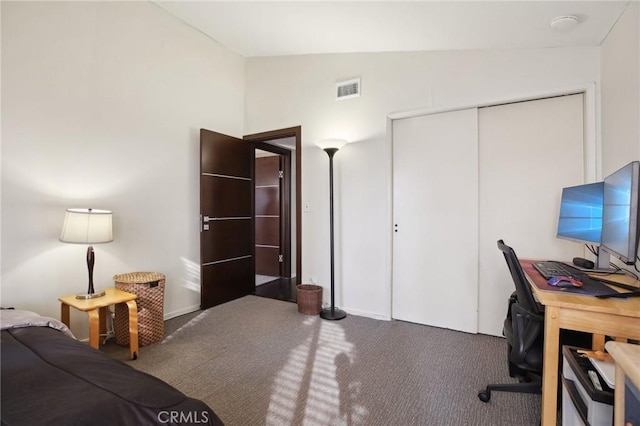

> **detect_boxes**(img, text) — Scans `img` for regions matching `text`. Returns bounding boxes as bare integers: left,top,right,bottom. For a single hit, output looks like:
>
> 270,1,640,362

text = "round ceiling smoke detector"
550,15,580,31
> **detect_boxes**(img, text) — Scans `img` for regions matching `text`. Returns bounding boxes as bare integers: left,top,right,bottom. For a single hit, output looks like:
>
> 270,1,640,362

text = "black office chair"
478,239,544,402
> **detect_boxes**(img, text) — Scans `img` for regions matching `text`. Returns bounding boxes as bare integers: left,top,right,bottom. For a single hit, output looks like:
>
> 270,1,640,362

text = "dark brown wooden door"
255,155,281,276
200,129,254,309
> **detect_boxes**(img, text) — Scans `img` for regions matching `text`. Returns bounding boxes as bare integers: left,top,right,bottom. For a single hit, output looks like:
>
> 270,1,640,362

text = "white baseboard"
162,303,389,322
163,304,200,321
342,307,391,321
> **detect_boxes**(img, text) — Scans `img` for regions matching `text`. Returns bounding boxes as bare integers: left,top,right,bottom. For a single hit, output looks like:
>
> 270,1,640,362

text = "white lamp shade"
315,139,349,150
59,208,113,244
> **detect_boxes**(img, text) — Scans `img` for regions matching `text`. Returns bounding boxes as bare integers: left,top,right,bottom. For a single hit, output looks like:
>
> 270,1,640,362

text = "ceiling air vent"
336,78,361,101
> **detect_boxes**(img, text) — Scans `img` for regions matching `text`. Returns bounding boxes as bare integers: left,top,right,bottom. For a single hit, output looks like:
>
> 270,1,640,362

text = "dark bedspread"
1,327,223,426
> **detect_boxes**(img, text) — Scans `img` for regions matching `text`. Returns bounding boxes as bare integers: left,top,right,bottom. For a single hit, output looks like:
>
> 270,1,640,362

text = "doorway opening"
245,128,301,302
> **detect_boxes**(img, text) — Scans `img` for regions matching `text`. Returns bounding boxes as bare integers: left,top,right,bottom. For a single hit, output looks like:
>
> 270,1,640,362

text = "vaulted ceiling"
154,1,630,57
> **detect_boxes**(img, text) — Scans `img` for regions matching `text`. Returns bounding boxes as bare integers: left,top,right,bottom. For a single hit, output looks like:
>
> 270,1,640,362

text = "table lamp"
316,138,348,320
59,208,113,299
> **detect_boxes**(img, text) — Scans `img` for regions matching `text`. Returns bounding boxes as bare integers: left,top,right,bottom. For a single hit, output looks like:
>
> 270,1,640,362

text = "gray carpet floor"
107,296,540,425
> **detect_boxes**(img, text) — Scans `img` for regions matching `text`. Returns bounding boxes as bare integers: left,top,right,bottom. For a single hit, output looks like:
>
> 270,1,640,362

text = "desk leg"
88,309,100,349
541,306,561,426
60,303,70,327
126,300,138,360
613,366,625,426
592,334,605,351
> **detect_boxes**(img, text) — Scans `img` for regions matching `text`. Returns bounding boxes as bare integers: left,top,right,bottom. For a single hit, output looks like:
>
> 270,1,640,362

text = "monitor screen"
601,161,640,265
556,182,604,244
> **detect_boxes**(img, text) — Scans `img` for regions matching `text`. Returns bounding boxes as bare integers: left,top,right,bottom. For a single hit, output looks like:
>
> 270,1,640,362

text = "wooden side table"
606,341,640,426
59,288,139,360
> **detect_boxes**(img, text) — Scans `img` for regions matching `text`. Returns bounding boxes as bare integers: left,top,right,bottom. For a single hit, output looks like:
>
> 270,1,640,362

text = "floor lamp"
316,139,348,321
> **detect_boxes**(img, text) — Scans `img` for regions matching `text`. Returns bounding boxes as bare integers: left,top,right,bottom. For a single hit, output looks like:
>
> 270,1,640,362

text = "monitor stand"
594,249,611,270
570,250,616,274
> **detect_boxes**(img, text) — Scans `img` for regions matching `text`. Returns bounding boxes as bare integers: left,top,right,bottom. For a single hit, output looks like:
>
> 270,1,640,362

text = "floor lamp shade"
316,139,348,321
316,139,348,150
60,209,113,299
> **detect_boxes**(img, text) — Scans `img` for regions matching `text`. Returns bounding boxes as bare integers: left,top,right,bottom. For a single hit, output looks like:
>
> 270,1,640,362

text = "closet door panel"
478,94,586,335
392,108,479,333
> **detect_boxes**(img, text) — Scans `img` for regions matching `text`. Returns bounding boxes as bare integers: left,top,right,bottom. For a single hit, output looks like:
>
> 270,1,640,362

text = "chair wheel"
478,390,491,402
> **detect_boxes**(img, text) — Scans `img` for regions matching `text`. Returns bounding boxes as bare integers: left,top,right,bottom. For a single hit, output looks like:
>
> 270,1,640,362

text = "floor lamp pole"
320,147,346,320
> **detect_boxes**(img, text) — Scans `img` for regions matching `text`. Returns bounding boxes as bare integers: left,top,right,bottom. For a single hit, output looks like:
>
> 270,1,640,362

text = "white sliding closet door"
392,108,479,333
478,94,586,336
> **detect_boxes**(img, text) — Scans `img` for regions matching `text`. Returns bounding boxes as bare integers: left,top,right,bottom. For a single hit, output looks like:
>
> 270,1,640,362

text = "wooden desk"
606,341,640,426
59,288,139,360
521,260,640,426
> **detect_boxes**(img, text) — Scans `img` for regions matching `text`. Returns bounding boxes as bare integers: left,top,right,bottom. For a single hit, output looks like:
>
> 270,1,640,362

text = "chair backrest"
497,239,542,316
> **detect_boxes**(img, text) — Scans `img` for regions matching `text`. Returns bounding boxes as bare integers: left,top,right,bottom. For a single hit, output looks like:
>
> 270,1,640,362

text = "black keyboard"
533,260,639,297
532,260,617,297
532,261,584,279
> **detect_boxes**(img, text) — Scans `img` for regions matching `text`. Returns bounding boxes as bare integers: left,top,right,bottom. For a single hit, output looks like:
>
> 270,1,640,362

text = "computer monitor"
601,161,640,265
556,182,604,245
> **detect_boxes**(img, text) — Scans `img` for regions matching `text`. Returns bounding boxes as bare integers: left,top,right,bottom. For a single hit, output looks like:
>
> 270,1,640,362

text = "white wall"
245,48,601,331
601,1,639,174
1,1,244,338
600,2,640,274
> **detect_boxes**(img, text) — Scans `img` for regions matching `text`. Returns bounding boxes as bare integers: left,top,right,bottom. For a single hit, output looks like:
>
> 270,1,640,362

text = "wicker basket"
296,284,323,315
113,272,165,347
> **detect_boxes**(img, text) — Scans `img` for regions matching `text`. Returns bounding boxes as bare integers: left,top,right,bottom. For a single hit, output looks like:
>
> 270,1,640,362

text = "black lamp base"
320,307,347,321
76,245,105,299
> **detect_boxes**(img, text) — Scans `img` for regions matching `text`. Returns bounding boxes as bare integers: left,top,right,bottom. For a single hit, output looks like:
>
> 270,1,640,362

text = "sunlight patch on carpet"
266,317,369,425
161,310,210,344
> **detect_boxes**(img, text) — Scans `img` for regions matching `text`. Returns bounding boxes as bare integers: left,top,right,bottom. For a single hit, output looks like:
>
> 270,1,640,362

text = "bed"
1,309,223,425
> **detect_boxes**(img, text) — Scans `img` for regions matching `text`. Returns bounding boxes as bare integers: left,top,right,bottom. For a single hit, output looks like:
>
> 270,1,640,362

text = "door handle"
201,215,252,231
201,215,210,231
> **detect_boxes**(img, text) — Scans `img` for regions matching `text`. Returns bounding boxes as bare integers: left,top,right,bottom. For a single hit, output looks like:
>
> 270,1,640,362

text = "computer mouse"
554,279,576,288
547,276,583,288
